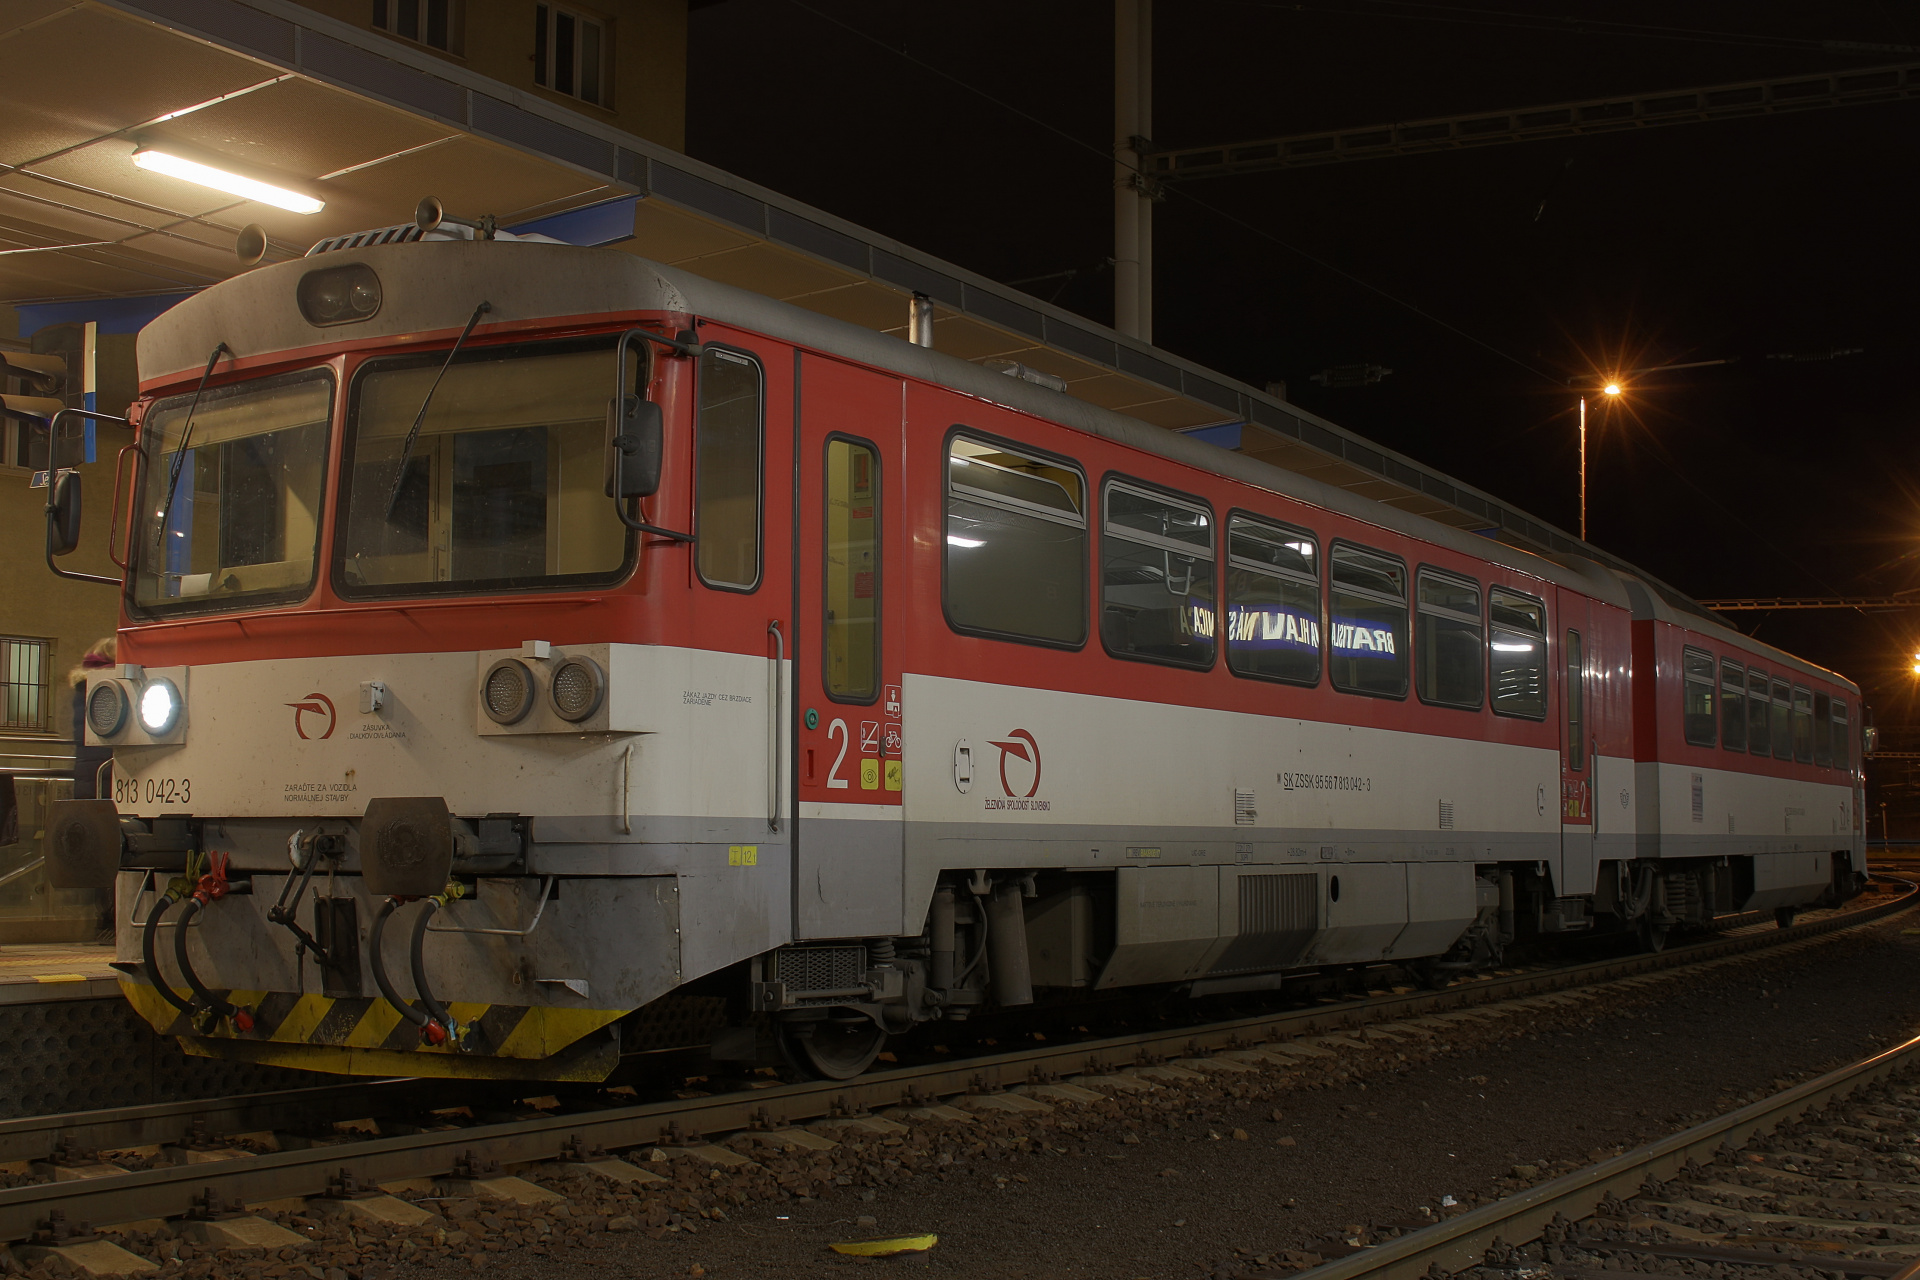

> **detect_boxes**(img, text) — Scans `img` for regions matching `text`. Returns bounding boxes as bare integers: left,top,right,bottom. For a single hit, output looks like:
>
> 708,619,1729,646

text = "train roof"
137,239,1855,693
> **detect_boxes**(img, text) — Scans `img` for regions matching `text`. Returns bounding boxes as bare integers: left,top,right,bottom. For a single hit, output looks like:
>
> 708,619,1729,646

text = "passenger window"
1224,515,1320,686
1747,668,1770,755
1565,629,1584,772
1328,544,1408,698
823,438,879,702
1100,481,1215,668
1771,677,1792,760
1793,684,1814,764
1681,647,1715,747
1813,691,1832,767
1414,569,1483,709
1833,699,1850,772
694,348,764,590
1488,588,1547,719
1720,659,1746,752
944,435,1086,646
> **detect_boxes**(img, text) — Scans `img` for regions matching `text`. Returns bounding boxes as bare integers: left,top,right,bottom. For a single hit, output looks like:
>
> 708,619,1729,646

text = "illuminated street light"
132,146,325,215
1603,382,1622,396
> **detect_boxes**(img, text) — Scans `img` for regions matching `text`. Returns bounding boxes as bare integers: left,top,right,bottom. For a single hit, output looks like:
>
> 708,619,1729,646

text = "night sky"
685,3,1920,811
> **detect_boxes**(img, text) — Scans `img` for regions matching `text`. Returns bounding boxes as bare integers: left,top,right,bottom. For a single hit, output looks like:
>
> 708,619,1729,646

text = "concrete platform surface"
0,942,119,1003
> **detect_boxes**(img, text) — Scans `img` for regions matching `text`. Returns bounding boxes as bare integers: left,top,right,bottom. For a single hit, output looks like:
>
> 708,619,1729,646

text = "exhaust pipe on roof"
908,292,935,348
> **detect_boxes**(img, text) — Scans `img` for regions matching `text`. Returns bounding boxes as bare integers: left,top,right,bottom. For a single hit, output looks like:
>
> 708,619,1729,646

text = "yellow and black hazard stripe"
118,977,625,1082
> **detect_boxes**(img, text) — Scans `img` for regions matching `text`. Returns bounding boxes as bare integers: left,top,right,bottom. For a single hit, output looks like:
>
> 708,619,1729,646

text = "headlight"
87,681,129,738
549,656,606,722
482,658,535,725
138,677,182,735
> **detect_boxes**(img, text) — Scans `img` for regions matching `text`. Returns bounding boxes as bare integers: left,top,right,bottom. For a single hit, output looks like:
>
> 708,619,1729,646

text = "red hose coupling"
193,850,235,905
421,1020,449,1046
232,1008,255,1032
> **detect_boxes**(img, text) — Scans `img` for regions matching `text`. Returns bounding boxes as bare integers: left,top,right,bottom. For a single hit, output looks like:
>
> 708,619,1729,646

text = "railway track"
1286,1012,1920,1280
2,881,1911,1273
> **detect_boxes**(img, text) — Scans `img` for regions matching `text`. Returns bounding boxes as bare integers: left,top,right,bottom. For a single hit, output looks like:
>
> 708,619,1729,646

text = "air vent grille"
1234,788,1257,826
306,223,425,257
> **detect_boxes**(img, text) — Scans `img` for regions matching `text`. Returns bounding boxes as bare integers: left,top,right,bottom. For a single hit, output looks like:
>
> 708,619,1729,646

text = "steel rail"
0,1079,437,1166
1285,1018,1920,1280
0,883,1907,1240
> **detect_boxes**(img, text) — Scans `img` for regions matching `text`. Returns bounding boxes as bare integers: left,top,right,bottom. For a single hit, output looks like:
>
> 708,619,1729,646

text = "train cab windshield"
132,367,333,614
335,338,636,596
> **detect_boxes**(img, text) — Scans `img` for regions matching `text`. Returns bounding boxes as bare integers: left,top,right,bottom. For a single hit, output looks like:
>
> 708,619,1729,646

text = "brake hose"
409,898,456,1046
173,897,254,1031
370,897,451,1045
141,888,193,1016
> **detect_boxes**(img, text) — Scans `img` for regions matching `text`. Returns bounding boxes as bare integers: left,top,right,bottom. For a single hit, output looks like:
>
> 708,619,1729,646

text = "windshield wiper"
384,300,490,522
152,342,231,549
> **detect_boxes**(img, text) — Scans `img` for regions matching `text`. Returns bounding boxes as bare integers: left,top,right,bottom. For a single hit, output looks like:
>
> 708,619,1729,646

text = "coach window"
1681,647,1715,747
1488,588,1548,718
944,435,1086,646
695,348,765,591
1101,481,1215,668
1414,570,1483,709
1834,699,1851,772
823,438,880,702
1747,668,1770,755
1771,678,1793,760
1720,658,1747,752
1328,544,1408,698
1792,684,1815,764
1813,691,1833,768
1224,516,1320,686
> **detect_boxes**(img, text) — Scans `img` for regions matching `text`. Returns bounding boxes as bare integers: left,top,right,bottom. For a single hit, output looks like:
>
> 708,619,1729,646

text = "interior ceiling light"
132,146,325,215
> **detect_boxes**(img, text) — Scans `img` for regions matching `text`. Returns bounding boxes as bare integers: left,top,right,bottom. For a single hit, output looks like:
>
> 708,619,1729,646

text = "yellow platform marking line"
32,974,89,983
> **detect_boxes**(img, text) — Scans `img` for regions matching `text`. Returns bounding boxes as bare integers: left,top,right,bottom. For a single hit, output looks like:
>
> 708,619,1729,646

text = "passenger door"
793,354,906,940
1557,590,1594,895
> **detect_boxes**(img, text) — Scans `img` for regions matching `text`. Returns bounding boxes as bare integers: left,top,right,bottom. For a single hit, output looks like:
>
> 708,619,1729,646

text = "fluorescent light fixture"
132,146,325,215
946,535,985,548
1491,641,1535,652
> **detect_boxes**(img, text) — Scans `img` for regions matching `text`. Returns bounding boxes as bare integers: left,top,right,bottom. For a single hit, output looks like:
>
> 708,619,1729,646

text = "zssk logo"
988,729,1041,798
288,692,337,740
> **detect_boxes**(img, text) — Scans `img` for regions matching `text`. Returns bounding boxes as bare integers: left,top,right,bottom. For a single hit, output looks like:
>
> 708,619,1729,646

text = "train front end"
45,234,783,1081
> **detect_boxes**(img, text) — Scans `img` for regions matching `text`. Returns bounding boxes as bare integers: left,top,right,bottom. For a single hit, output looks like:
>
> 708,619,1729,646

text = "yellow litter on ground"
829,1234,937,1257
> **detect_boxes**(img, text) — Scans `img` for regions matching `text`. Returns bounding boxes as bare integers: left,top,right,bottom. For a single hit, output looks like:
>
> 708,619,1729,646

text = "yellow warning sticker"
728,845,758,866
860,759,880,790
884,760,903,791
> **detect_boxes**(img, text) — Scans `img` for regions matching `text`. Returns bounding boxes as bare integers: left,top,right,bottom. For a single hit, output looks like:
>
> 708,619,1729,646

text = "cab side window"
693,348,764,590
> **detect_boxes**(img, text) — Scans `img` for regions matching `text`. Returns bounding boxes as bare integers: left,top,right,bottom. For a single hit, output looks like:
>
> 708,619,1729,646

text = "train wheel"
779,1014,886,1080
1637,918,1669,953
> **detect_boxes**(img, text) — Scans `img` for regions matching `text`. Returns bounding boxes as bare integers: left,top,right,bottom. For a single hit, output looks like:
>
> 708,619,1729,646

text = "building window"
372,0,462,52
534,4,608,106
1,637,50,732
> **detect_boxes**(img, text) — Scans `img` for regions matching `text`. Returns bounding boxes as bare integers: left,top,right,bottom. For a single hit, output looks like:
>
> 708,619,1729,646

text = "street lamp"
1577,380,1624,542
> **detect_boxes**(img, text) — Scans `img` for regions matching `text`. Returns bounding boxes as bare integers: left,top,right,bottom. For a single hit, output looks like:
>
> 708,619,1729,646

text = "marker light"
132,147,325,215
138,677,182,735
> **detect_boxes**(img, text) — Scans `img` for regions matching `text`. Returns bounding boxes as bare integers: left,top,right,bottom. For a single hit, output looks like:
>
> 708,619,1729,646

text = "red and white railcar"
43,230,1864,1081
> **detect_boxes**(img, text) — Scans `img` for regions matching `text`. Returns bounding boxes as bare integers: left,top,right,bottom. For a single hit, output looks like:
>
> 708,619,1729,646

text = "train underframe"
52,799,1864,1083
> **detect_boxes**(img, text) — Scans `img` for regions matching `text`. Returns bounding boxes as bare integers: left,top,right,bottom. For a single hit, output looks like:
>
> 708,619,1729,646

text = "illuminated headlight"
482,658,535,725
87,681,129,738
138,677,182,735
549,656,606,722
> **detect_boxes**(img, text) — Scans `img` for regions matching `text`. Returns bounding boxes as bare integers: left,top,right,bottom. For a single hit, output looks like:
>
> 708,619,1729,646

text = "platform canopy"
1,0,1608,566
